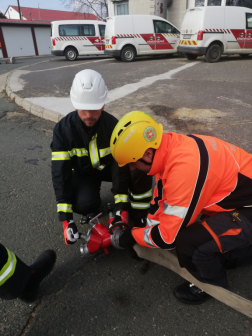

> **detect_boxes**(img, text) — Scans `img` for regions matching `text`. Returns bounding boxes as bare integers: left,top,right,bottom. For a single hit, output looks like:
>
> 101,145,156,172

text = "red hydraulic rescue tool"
79,204,126,258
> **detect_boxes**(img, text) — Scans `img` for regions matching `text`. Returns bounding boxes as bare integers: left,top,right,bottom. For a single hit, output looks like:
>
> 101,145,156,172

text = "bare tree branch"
61,0,108,21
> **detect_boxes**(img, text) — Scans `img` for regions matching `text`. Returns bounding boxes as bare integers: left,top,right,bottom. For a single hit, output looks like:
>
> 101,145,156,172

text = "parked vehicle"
51,20,106,61
104,15,180,62
178,2,252,63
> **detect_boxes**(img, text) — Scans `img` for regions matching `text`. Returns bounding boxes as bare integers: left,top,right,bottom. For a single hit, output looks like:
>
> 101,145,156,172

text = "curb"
3,68,62,124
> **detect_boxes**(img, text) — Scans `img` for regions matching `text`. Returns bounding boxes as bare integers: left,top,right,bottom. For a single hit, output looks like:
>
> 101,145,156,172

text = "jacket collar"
148,133,170,176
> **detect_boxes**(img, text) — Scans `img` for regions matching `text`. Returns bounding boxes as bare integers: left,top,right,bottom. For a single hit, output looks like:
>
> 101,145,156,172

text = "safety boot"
19,250,56,303
173,281,211,305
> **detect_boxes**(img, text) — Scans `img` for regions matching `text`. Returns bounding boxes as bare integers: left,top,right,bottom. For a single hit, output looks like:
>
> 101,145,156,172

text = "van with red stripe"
104,15,180,62
178,1,252,63
51,20,106,61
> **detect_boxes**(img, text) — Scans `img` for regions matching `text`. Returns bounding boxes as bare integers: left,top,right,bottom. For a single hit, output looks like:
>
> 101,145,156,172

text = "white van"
178,2,252,63
51,20,106,61
104,15,180,61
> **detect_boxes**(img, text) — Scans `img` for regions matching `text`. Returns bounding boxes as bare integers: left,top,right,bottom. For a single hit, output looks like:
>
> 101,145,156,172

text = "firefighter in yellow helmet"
110,111,252,305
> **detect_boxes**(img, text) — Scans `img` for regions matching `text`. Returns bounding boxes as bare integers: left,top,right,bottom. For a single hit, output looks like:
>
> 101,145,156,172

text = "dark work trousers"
72,165,153,222
0,243,31,300
176,209,252,288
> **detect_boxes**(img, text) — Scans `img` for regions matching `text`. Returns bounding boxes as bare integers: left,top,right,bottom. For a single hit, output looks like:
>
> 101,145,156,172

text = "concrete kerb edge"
5,70,60,123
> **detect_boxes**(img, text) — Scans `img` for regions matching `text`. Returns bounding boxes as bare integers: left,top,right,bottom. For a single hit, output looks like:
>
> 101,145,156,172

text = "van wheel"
121,46,136,62
185,53,198,60
205,44,222,63
239,54,250,58
114,56,121,61
65,47,78,61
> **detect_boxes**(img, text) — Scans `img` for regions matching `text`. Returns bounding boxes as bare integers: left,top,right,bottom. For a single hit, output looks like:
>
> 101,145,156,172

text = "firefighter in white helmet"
51,69,153,246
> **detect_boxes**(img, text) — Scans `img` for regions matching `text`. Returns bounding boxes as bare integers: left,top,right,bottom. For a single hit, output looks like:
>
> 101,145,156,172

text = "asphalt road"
0,54,252,336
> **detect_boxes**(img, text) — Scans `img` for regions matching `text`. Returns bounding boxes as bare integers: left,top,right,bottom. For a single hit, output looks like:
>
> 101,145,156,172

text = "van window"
59,24,80,36
207,0,221,5
226,0,252,9
80,24,95,36
154,20,179,34
247,13,252,27
195,0,205,6
99,25,106,37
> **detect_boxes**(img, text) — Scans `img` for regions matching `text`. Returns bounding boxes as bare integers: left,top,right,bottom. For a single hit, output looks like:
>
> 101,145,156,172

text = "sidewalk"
0,56,62,123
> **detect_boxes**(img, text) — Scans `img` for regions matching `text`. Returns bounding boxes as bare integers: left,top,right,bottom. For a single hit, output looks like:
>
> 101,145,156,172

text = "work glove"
108,210,129,234
62,220,79,245
109,210,128,227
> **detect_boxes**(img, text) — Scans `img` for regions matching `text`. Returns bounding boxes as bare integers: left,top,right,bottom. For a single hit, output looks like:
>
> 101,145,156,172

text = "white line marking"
106,62,197,104
25,62,197,117
32,58,111,72
217,96,252,108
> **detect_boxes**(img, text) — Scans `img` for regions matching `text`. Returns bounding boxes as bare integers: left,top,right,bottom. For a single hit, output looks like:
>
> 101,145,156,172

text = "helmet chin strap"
138,158,153,166
138,149,156,166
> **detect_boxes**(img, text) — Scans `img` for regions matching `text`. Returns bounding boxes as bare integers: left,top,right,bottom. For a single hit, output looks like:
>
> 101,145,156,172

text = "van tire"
65,47,78,61
121,46,136,62
205,44,222,63
185,53,198,60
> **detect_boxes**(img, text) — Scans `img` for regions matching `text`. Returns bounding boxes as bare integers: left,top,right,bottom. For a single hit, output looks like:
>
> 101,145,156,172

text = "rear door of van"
133,16,156,55
153,19,180,53
179,8,203,48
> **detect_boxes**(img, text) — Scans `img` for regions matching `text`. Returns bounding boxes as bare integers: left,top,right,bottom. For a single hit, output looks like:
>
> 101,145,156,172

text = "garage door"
2,26,35,57
34,27,51,55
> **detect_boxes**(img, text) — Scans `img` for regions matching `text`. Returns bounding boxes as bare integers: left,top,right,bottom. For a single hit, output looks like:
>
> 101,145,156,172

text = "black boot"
19,250,56,303
173,281,211,305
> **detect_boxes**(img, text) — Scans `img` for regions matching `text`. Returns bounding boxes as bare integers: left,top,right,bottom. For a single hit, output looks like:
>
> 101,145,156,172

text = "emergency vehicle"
178,3,252,63
51,20,106,61
104,15,180,62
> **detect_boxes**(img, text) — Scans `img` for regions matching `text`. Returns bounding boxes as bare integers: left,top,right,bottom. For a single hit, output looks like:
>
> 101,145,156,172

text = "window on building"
207,0,221,5
80,24,95,36
154,20,180,34
115,1,129,15
59,25,80,36
195,0,205,6
99,25,106,37
247,13,252,27
226,0,252,9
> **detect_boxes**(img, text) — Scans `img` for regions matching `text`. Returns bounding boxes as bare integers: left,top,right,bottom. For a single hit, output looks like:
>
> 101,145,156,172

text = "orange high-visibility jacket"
132,133,252,249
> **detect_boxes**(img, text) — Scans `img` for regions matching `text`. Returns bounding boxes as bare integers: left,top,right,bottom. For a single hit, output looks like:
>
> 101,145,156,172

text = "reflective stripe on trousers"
0,248,17,286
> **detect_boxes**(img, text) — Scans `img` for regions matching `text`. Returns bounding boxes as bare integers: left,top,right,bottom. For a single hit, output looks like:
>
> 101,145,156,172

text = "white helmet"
70,69,108,110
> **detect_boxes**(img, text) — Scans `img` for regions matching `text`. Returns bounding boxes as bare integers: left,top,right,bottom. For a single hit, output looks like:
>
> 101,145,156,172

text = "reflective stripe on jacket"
132,133,252,249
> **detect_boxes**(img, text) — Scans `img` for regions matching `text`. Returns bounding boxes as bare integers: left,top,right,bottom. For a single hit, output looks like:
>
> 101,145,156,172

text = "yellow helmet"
110,111,163,167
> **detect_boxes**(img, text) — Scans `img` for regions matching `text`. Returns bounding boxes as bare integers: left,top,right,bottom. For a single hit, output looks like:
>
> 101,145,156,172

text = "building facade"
108,0,196,29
